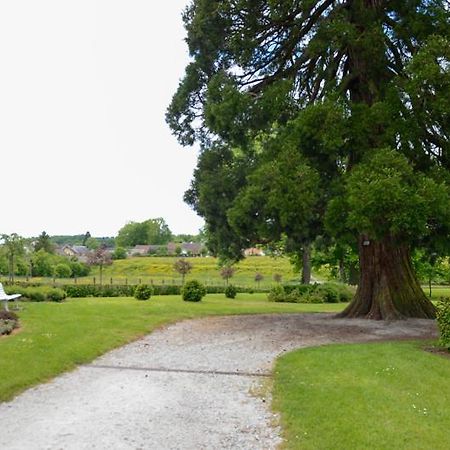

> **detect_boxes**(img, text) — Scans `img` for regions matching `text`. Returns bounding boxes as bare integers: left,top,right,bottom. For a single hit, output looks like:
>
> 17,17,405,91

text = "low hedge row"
62,284,264,298
4,286,66,302
437,297,450,350
268,283,354,304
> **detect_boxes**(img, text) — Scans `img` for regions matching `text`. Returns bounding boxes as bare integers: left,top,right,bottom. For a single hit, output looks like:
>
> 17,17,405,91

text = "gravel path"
0,313,437,450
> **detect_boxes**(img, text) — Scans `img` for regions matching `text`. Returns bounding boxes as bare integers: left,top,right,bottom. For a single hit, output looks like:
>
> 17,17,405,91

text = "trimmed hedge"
2,281,266,299
437,297,450,350
62,284,264,298
4,286,66,302
268,283,354,304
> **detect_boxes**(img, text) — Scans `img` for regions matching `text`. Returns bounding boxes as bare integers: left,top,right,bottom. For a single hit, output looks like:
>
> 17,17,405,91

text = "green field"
274,341,450,449
20,255,299,287
0,294,341,402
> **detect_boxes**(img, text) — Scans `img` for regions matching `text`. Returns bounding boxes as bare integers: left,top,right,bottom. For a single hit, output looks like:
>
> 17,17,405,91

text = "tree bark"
301,244,311,285
338,236,435,320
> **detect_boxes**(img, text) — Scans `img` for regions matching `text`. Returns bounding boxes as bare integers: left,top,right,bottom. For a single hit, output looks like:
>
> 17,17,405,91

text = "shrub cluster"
268,283,354,304
182,280,206,302
134,284,153,300
436,298,450,350
225,285,237,299
5,286,66,302
0,310,19,335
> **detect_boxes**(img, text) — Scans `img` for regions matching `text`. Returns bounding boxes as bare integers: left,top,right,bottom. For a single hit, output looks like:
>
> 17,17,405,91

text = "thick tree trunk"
338,236,435,320
301,244,311,285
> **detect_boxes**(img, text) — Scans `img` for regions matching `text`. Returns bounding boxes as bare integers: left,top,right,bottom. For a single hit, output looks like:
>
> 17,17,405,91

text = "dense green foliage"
134,284,153,301
168,0,449,317
182,280,206,302
269,283,353,304
224,284,237,299
116,218,172,247
112,247,127,260
274,341,450,449
62,283,263,298
4,285,66,302
30,250,90,278
436,298,450,349
34,231,54,253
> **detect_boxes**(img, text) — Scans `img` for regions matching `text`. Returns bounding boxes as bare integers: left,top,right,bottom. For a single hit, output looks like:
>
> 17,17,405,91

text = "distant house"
244,247,265,257
56,245,91,262
167,242,204,256
129,245,163,256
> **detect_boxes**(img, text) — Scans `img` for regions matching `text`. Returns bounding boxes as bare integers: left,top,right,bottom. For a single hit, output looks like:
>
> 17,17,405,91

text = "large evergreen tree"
168,0,449,319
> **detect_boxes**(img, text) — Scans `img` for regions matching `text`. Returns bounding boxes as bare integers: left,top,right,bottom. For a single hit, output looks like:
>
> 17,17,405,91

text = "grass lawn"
0,294,343,402
273,341,450,450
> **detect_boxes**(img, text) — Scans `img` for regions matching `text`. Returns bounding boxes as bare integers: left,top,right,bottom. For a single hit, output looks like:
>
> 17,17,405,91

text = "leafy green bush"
5,286,66,302
225,285,237,299
316,284,340,303
268,283,353,304
436,298,450,350
46,288,66,302
53,263,72,279
268,284,286,302
134,284,153,300
182,280,206,302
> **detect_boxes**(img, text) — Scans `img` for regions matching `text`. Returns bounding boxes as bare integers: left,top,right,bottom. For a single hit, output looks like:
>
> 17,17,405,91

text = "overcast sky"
0,0,204,238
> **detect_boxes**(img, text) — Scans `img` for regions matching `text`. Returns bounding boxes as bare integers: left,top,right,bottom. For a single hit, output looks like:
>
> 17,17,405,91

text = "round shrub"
182,280,206,302
134,284,153,301
53,263,73,279
225,285,237,299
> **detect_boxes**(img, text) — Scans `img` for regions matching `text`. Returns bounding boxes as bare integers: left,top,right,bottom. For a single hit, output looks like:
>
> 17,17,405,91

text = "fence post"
139,278,141,285
93,277,96,286
110,277,113,285
125,278,128,286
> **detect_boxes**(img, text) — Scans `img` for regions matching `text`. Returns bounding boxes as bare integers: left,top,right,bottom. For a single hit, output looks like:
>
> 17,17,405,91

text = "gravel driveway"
0,313,437,449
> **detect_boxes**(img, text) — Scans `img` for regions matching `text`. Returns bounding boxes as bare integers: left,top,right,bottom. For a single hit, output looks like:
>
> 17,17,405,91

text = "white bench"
0,282,21,312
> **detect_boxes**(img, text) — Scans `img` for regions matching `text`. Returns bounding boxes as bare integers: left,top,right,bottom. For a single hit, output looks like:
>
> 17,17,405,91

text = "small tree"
273,273,282,284
220,265,235,286
254,272,264,289
53,263,72,279
173,259,192,285
1,234,25,283
112,247,127,260
34,231,54,253
87,248,112,286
